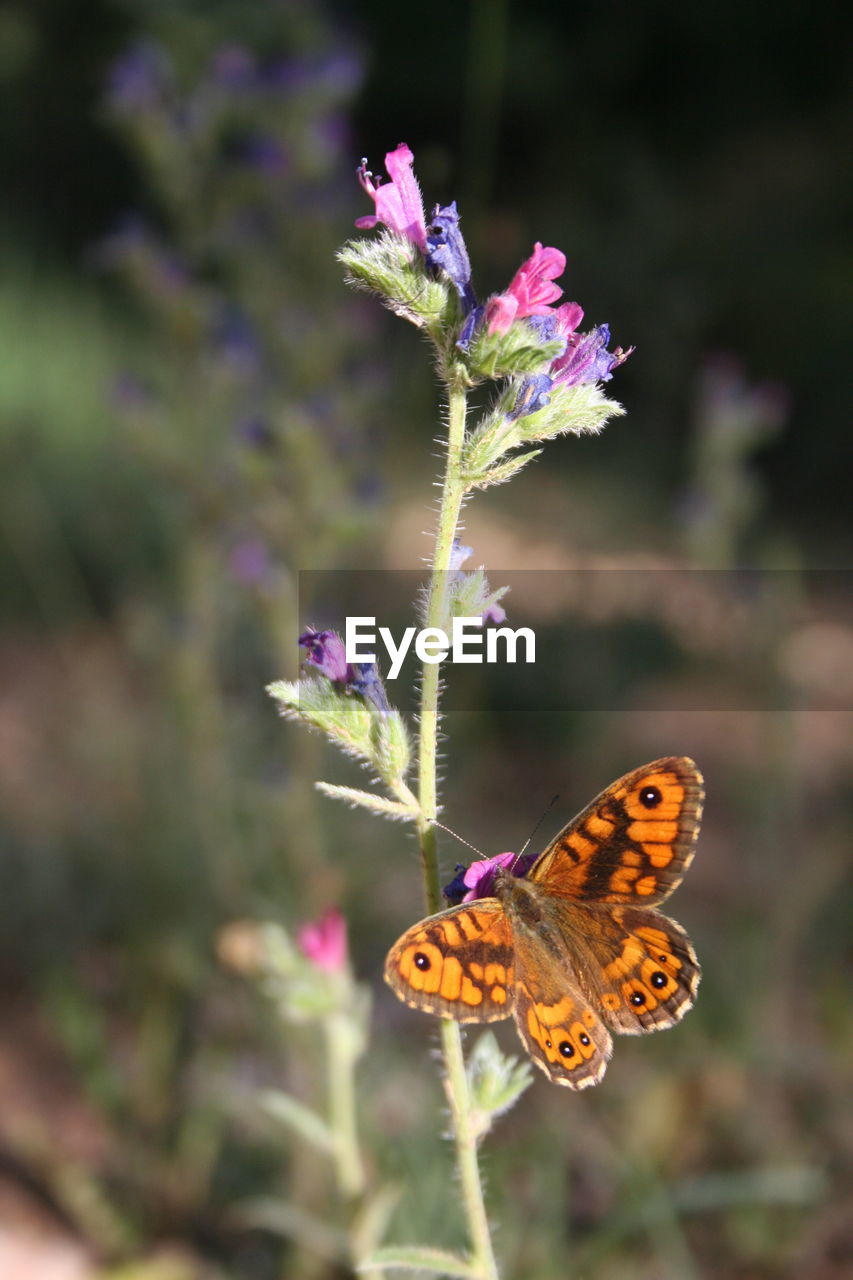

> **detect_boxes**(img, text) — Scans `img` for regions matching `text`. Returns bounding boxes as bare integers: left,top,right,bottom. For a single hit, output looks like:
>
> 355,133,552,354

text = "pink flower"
297,907,348,973
461,852,518,901
484,243,567,336
356,144,428,252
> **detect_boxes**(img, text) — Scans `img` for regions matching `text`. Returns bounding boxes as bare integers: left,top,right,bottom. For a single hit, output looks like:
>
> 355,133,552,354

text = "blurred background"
0,1,850,1277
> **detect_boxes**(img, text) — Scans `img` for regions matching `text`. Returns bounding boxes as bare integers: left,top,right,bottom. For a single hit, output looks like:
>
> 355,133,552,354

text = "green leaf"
315,782,420,821
517,379,625,443
357,1245,481,1278
350,1183,404,1260
465,449,542,491
372,708,413,789
237,1196,349,1263
466,1031,533,1137
338,232,453,334
268,677,375,765
259,1089,335,1153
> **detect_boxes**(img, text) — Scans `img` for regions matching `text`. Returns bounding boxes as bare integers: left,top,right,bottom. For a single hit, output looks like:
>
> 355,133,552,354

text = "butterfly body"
385,757,703,1088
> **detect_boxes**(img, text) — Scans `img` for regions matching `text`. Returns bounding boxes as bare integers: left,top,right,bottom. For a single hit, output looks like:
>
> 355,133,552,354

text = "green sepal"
516,378,625,443
463,321,563,381
449,567,509,623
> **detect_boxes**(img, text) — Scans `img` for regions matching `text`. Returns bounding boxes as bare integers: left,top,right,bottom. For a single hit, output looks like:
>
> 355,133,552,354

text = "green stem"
325,1012,365,1202
417,381,500,1280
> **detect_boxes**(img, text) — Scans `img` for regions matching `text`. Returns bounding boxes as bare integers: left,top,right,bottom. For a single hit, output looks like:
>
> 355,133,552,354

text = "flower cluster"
350,143,632,408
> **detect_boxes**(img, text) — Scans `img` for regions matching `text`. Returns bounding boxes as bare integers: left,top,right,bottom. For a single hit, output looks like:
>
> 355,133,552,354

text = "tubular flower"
484,243,566,336
552,323,634,389
426,201,476,313
355,143,428,252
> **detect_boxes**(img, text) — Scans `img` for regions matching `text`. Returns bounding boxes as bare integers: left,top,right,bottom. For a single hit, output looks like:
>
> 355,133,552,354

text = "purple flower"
481,600,507,625
297,908,348,973
426,202,476,313
355,144,428,252
106,42,171,112
551,323,633,389
299,628,353,683
298,630,391,716
443,851,538,905
509,304,632,420
449,540,473,571
229,539,271,586
484,243,566,336
506,372,553,421
350,662,391,716
211,44,256,89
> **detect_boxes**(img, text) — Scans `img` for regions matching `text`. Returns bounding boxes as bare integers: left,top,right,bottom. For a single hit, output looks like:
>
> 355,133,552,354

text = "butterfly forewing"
530,757,704,907
384,899,515,1021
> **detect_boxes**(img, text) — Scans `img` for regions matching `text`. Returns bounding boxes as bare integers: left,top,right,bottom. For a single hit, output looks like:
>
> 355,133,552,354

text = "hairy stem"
416,381,500,1280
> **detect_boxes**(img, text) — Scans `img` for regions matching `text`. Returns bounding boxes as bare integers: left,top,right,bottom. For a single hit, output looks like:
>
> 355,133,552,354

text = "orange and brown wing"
384,899,515,1022
511,929,613,1088
530,757,704,907
578,903,702,1035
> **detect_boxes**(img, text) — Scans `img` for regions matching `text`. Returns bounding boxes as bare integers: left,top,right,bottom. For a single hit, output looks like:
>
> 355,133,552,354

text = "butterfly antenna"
429,819,486,860
511,793,560,871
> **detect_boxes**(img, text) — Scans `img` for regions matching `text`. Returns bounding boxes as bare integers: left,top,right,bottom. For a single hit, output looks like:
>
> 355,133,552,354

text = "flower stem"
325,1011,366,1203
416,381,500,1280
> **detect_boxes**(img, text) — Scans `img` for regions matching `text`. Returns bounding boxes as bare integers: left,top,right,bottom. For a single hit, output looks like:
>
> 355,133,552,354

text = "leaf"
237,1196,349,1263
268,677,376,764
350,1183,404,1259
357,1245,481,1278
259,1089,335,1153
465,449,542,491
315,782,420,821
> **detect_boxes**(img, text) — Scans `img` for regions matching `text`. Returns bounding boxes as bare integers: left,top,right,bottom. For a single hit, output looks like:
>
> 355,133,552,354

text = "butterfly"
384,757,703,1088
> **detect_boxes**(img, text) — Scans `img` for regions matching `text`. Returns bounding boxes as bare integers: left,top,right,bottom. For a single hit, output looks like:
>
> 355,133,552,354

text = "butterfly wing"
511,928,613,1088
530,757,704,907
384,899,515,1022
573,902,701,1034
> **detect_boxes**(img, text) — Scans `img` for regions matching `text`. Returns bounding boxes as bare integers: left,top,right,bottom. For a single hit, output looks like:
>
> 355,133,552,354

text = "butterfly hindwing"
384,899,515,1022
578,903,702,1034
511,928,613,1088
530,756,704,907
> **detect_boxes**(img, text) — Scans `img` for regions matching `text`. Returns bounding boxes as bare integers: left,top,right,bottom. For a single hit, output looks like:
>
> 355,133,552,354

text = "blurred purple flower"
481,601,507,625
297,907,348,973
356,143,428,252
215,307,261,375
241,135,290,175
106,42,171,112
236,416,275,450
229,539,271,586
211,44,256,89
110,372,152,413
449,540,473,571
